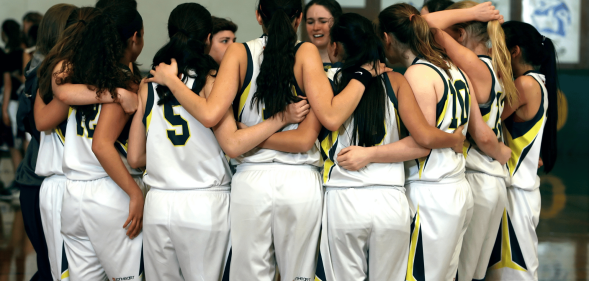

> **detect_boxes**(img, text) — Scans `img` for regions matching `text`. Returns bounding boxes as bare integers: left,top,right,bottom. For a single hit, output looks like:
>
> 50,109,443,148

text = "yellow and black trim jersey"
35,120,67,177
463,56,508,178
405,58,471,182
63,104,142,180
321,68,404,187
142,76,231,189
504,71,548,190
230,36,322,167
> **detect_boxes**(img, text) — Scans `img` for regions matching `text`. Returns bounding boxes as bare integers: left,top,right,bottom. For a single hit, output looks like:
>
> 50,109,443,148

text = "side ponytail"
503,21,559,173
488,20,517,105
539,37,558,173
378,3,451,76
253,0,303,118
152,3,217,105
447,1,517,105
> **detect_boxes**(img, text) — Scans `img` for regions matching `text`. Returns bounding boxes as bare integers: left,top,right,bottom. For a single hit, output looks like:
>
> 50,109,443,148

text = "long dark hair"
102,3,143,78
2,19,22,51
36,4,77,56
331,13,387,147
503,21,558,173
152,3,217,105
252,0,302,118
377,3,452,76
303,0,343,21
38,7,134,108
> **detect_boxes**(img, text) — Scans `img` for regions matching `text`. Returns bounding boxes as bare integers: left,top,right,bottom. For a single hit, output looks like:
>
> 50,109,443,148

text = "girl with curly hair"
36,4,145,280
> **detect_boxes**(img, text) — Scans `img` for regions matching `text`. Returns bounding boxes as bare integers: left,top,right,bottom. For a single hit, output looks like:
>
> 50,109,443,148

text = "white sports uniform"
319,69,410,281
458,56,508,281
36,122,69,281
142,76,232,281
404,58,474,281
229,37,322,281
61,105,146,281
486,71,548,281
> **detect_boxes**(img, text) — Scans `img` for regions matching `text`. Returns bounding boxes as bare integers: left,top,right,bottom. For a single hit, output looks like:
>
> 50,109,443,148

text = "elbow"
417,148,432,159
298,138,316,153
127,153,140,169
35,122,51,132
414,136,434,149
91,139,108,158
224,148,240,159
323,119,341,132
201,115,219,129
477,133,495,148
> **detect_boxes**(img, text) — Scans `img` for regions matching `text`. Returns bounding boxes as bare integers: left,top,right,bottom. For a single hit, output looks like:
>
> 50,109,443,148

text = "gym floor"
0,155,587,281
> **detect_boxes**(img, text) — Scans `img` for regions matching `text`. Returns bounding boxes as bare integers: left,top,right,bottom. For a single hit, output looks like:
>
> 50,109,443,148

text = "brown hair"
36,4,77,56
378,3,451,76
211,16,237,36
447,0,517,104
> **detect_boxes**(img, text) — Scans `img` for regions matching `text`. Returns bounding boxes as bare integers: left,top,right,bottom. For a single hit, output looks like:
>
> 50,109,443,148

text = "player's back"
405,58,471,183
142,76,232,189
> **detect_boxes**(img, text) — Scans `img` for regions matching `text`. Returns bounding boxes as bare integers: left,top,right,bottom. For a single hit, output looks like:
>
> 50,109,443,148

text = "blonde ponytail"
447,0,518,105
487,20,517,105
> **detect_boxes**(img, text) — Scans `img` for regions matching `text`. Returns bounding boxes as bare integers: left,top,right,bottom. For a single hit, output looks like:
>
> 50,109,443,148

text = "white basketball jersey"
62,104,142,180
504,71,548,190
464,56,508,178
405,58,471,182
142,77,232,189
231,36,321,167
322,69,404,187
35,121,67,177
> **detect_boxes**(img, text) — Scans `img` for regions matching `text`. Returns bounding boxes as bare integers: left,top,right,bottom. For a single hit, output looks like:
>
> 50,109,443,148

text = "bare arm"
465,74,511,164
92,103,143,239
431,29,493,104
423,1,500,30
255,109,322,153
2,73,12,126
299,43,366,131
145,44,246,128
52,61,138,113
395,72,465,149
34,89,70,131
127,82,148,169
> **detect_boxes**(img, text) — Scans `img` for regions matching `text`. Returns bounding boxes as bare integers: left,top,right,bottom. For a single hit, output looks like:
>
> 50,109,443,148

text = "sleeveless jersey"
463,56,508,178
62,104,142,180
323,62,342,72
504,71,548,190
35,121,67,177
231,36,321,167
321,68,404,187
405,58,471,182
142,77,232,189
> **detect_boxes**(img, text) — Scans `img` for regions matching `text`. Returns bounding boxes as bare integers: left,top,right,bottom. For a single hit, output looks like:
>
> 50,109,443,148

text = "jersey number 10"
449,79,470,129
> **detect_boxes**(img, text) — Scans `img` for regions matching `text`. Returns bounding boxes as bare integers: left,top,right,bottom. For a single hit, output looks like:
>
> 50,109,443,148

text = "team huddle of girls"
27,0,558,280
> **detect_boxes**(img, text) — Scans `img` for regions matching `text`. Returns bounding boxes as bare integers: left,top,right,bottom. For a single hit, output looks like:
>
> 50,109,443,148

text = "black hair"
152,3,217,106
212,16,238,36
503,21,558,173
2,19,22,51
102,3,143,78
96,0,137,10
253,0,303,117
303,0,343,20
423,0,455,13
23,12,43,24
331,13,387,147
25,24,39,48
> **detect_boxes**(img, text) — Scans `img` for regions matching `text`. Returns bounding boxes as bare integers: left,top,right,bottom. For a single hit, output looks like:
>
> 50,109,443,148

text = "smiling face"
209,30,236,65
305,4,333,50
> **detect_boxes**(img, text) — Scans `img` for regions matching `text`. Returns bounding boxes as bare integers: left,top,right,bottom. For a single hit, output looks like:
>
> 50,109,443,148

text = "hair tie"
78,19,87,25
176,28,190,37
409,14,415,22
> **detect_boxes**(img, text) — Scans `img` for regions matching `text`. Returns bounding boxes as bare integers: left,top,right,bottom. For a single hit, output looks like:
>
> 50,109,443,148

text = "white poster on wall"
522,0,580,63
